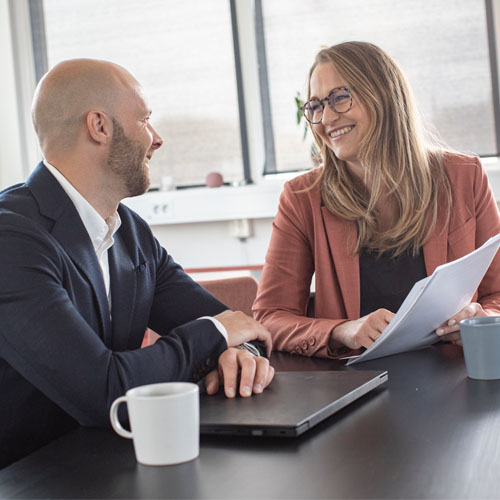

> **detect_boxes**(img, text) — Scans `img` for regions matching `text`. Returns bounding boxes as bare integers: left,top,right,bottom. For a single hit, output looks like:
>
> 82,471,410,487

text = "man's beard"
107,118,150,197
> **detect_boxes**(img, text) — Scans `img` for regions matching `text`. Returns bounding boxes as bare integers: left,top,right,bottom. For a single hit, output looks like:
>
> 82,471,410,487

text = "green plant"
295,92,320,160
295,92,308,140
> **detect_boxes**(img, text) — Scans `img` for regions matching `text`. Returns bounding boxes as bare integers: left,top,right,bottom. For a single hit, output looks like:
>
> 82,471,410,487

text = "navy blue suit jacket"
0,163,228,467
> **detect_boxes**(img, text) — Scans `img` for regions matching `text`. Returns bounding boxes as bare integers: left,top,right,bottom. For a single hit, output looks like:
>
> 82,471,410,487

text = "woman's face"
309,63,371,177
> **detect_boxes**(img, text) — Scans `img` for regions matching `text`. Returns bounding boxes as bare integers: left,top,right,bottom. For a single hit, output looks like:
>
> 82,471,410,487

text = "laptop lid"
200,370,388,437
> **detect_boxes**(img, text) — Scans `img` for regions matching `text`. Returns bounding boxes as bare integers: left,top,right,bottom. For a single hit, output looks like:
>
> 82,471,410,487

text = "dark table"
1,344,500,499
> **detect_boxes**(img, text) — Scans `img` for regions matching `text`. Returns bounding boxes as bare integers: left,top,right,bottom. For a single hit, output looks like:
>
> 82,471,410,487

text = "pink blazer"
253,153,500,358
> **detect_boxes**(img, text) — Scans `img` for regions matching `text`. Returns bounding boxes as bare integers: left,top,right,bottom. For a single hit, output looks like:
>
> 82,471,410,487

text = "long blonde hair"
306,41,452,256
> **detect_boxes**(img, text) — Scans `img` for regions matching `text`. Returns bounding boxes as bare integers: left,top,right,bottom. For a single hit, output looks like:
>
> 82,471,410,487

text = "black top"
359,248,427,316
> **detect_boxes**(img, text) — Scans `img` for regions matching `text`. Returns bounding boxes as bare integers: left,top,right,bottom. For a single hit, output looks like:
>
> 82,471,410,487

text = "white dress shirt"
44,160,120,307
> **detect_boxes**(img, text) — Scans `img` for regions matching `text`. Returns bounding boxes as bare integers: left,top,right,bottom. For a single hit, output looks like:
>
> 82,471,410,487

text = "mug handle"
109,396,133,439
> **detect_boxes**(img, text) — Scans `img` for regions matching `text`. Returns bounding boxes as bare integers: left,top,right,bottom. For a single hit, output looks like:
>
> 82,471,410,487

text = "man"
0,59,274,468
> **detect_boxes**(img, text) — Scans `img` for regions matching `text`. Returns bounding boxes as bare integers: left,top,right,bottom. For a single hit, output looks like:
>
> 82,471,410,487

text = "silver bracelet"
236,342,260,357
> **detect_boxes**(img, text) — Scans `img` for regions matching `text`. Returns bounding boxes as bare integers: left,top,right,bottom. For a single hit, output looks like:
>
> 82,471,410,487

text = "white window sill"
122,180,286,225
123,159,500,226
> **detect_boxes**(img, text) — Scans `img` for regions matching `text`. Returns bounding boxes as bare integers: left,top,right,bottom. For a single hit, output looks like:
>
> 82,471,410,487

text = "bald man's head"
32,59,137,155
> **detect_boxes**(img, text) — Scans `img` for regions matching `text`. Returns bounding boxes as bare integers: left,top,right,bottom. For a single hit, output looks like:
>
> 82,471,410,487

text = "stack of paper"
347,233,500,365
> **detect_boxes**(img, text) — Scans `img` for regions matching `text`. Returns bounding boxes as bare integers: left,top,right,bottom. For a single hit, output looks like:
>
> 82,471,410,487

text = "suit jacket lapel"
51,216,112,342
27,163,112,342
108,232,137,351
321,206,360,319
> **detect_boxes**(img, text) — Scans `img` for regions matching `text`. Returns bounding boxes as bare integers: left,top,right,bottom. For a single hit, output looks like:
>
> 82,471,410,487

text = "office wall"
151,218,273,272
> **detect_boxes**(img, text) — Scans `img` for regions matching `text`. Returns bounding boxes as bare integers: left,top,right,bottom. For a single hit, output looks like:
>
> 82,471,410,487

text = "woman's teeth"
329,126,354,138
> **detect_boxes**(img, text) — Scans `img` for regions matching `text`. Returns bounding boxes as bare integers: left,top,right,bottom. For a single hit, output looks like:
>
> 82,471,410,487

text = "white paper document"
347,233,500,365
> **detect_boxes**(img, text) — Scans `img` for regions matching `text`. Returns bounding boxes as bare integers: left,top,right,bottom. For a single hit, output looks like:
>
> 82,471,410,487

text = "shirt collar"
43,160,121,252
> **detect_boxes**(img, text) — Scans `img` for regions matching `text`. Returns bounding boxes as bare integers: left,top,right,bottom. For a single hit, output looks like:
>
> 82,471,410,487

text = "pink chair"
141,276,259,347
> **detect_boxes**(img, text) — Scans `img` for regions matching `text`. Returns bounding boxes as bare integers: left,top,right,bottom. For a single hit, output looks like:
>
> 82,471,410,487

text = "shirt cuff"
197,316,228,345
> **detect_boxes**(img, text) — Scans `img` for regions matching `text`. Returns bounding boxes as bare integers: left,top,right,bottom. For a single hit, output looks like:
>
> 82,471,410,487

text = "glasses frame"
301,86,353,124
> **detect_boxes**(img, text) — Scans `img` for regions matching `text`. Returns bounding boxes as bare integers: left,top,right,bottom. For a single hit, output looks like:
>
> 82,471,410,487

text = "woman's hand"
435,302,487,344
331,309,395,350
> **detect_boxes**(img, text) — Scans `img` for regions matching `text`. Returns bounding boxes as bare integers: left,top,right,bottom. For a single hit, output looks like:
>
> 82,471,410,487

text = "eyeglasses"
301,87,353,124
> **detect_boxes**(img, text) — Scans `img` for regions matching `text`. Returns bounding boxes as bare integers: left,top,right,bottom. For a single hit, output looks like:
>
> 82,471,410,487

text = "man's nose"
150,124,163,150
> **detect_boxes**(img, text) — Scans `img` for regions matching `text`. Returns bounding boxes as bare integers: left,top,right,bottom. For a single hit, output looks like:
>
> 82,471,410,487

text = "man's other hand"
214,310,272,356
204,348,275,398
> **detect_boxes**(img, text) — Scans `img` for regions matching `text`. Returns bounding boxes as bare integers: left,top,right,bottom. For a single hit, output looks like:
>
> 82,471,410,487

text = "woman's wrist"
328,327,344,349
328,321,351,356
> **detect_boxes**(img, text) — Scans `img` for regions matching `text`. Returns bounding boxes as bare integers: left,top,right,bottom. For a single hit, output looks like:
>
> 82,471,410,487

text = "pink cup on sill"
206,172,224,188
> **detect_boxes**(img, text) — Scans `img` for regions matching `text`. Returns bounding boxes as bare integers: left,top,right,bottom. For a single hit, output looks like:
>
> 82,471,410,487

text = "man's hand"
204,348,275,398
331,309,395,350
214,310,272,356
435,302,487,344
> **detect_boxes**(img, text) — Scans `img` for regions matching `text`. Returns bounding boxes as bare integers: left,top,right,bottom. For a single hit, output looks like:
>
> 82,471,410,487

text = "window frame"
486,0,500,156
27,0,253,187
255,0,500,173
7,0,500,192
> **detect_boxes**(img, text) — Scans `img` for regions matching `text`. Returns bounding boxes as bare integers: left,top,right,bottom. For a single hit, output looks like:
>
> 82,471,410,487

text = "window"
28,0,500,182
257,0,499,173
37,0,248,188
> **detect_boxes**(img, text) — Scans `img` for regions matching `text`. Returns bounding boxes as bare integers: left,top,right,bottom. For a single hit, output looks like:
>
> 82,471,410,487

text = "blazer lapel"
27,163,112,342
108,232,137,351
321,206,360,319
423,207,450,276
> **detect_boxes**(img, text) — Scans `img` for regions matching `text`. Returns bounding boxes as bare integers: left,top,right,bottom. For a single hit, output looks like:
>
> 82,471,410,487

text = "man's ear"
86,110,112,144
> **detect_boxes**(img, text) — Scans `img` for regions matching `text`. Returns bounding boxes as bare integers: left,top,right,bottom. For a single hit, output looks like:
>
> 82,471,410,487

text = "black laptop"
200,370,388,437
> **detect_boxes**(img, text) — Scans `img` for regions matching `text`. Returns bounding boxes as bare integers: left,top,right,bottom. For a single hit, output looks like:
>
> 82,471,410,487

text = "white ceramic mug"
109,382,199,466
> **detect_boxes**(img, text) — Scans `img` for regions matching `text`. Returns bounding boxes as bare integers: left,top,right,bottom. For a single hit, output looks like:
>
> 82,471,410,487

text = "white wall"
151,218,273,271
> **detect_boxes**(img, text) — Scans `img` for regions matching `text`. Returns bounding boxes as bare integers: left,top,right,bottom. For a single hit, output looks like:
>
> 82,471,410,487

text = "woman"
253,41,500,358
